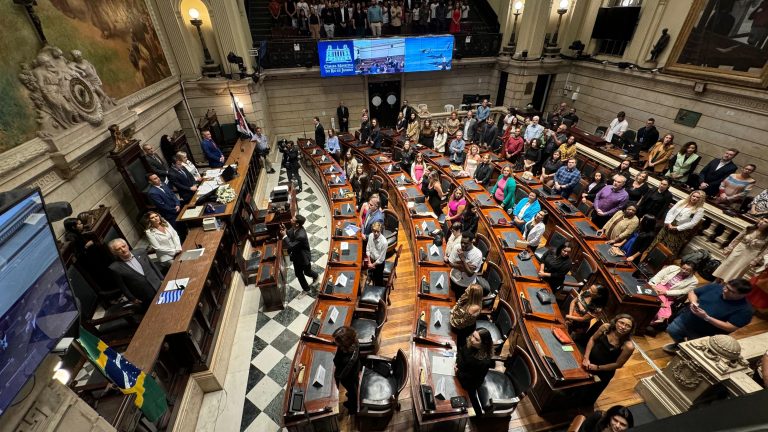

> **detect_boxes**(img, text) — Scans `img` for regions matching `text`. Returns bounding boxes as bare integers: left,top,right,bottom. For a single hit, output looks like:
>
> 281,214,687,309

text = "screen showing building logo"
319,40,356,77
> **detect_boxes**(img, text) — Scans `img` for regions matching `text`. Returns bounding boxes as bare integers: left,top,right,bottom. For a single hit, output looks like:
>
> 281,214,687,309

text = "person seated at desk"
366,221,388,286
597,203,639,245
512,191,541,232
591,175,629,228
582,171,606,203
445,188,467,232
566,284,609,343
473,153,494,187
108,238,164,312
646,261,699,332
611,215,656,264
333,326,361,415
583,314,636,394
168,154,199,204
522,210,547,250
142,211,182,275
538,241,572,292
455,328,494,398
553,158,581,199
448,232,484,299
663,279,753,355
491,166,517,213
578,405,634,432
200,130,225,168
444,222,462,261
450,283,483,348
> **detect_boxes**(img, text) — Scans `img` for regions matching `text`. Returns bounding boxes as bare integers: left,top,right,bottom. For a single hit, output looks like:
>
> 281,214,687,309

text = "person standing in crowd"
337,101,349,133
252,127,275,174
326,129,341,162
599,203,639,244
284,140,303,191
512,191,541,232
321,3,336,37
715,164,756,208
297,8,310,35
419,118,435,148
637,179,673,219
285,0,298,27
168,154,198,204
663,279,753,354
648,190,705,256
491,166,517,213
359,113,371,143
333,326,361,414
539,241,572,292
583,314,635,393
390,0,403,33
553,158,581,198
434,125,448,154
269,0,282,27
449,3,461,33
523,115,544,144
696,148,739,197
643,133,676,174
309,7,321,38
713,218,768,282
108,238,163,311
407,112,420,141
566,284,609,342
395,112,407,138
398,140,415,175
646,261,699,331
633,118,659,157
607,160,632,186
411,152,429,186
503,128,524,163
425,171,445,216
523,138,542,173
449,131,466,164
522,211,547,249
613,214,657,264
448,233,483,299
280,215,319,297
362,197,384,240
462,110,477,143
366,221,388,286
540,149,563,187
582,172,606,203
476,99,491,123
450,283,483,348
200,130,224,167
592,175,629,227
446,111,461,137
367,0,383,36
563,107,579,126
444,222,463,260
352,2,366,37
579,405,634,432
478,117,499,150
666,141,700,183
142,211,182,275
625,170,651,202
604,111,629,144
473,153,494,187
146,173,180,226
368,118,382,149
142,144,168,183
313,116,326,147
558,135,578,160
461,144,481,177
445,188,467,231
455,328,494,393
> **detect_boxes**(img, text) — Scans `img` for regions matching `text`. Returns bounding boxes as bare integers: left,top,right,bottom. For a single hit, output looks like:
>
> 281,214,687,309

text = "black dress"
637,188,673,219
399,149,414,174
456,345,493,391
625,182,650,202
420,128,435,148
588,332,623,390
426,182,443,216
474,162,494,186
541,158,563,176
541,250,571,291
334,344,361,413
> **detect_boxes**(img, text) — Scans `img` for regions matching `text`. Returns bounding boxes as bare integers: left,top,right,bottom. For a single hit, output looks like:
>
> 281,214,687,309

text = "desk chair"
570,182,584,204
351,299,388,356
440,174,455,207
635,242,673,279
568,415,587,432
377,189,390,210
577,199,593,217
475,299,517,354
382,244,403,283
361,245,402,311
356,349,408,429
514,187,528,204
383,209,399,256
71,273,141,348
474,232,491,267
534,226,572,261
594,126,607,138
482,261,503,311
562,253,598,294
472,346,537,417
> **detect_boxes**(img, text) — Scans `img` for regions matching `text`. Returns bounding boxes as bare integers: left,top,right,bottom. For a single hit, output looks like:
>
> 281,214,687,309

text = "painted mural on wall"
1,0,171,152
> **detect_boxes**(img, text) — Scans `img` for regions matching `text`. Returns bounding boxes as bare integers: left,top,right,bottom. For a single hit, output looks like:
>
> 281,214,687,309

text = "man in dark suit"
168,155,199,203
200,129,225,167
362,198,384,240
337,101,349,133
697,148,739,197
314,117,326,147
108,239,164,311
280,215,319,296
401,99,413,123
142,144,169,182
146,173,180,224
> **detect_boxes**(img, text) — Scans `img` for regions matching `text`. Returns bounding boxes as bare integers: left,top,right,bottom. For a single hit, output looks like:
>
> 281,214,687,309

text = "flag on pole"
77,327,168,422
230,90,253,137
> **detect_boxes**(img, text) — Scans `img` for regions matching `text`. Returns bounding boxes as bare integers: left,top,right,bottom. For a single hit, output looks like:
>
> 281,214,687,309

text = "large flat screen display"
318,35,454,77
0,190,79,416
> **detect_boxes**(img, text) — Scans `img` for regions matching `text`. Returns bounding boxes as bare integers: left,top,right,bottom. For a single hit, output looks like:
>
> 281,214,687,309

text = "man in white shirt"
448,232,483,298
523,116,544,144
366,222,388,286
604,111,629,144
251,127,275,173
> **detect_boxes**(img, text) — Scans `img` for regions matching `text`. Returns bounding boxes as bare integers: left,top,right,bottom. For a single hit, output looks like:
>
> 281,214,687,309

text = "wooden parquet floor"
335,228,768,432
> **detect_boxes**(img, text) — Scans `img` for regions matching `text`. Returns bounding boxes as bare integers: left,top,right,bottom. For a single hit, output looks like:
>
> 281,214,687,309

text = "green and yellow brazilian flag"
77,327,168,422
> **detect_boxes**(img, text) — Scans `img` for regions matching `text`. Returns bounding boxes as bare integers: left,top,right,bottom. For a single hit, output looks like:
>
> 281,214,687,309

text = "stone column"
636,335,762,419
150,0,200,79
513,0,553,60
623,0,667,66
206,0,255,75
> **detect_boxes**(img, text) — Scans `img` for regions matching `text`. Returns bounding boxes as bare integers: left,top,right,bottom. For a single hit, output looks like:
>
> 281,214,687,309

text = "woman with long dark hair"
566,284,609,341
539,241,573,292
579,405,634,432
582,171,606,203
333,326,361,414
665,141,700,183
583,314,636,394
713,218,768,282
455,328,494,392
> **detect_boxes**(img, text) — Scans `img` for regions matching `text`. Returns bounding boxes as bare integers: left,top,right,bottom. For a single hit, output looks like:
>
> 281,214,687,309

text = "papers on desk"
158,290,184,304
432,356,456,376
435,377,447,400
397,186,406,191
180,248,205,261
344,224,361,236
165,278,189,291
429,244,440,257
313,365,326,388
421,221,428,232
433,309,443,327
336,273,348,287
435,274,445,290
204,169,223,179
328,307,339,324
197,180,219,195
182,206,204,219
345,203,353,213
340,241,349,252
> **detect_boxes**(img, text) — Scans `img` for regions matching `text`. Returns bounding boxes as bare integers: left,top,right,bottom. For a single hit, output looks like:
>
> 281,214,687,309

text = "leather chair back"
383,209,400,233
474,233,491,262
493,299,517,343
393,349,409,397
506,345,537,397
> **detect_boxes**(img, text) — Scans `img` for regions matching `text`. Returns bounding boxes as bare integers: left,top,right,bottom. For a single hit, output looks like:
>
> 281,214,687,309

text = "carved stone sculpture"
690,334,749,374
108,124,136,154
649,28,670,62
18,45,113,138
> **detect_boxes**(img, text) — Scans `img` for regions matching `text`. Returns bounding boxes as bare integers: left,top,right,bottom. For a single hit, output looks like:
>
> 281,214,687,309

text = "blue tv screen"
0,190,79,416
318,35,454,77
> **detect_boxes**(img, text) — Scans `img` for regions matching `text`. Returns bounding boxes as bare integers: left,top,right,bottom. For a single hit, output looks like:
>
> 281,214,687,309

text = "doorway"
531,74,555,112
367,79,401,128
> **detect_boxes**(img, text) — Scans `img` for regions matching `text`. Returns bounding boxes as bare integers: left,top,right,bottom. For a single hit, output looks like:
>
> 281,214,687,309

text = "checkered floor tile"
240,166,331,432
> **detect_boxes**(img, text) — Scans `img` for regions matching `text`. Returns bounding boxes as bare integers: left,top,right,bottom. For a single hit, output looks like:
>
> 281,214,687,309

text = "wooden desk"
329,238,362,266
585,239,633,268
410,343,470,432
319,268,360,300
416,239,446,265
495,227,524,251
414,298,456,347
568,218,604,240
481,207,513,227
306,298,355,342
505,250,542,281
413,218,440,239
551,198,585,219
570,127,608,147
178,139,257,223
417,266,453,300
331,201,358,219
515,281,563,323
283,341,340,432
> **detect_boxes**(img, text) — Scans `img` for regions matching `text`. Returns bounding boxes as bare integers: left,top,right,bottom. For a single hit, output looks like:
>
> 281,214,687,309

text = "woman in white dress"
177,151,201,182
713,218,768,282
143,211,182,274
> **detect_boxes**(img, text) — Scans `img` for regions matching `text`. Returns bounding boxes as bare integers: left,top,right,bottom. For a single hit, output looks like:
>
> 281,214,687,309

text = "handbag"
518,250,532,261
552,327,573,344
536,288,553,304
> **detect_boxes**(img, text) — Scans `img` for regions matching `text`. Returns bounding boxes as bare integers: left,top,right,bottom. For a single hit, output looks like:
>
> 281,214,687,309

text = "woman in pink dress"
411,152,429,188
445,188,467,231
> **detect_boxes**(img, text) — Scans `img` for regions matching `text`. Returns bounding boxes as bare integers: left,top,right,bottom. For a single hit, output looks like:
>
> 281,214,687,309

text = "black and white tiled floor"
239,167,332,431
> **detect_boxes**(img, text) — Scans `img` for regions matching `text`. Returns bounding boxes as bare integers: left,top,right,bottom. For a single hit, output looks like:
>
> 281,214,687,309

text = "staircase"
244,0,273,40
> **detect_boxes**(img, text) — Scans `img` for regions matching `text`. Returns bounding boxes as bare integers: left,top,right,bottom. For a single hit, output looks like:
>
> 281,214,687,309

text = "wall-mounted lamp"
188,8,221,77
551,0,570,47
509,1,524,47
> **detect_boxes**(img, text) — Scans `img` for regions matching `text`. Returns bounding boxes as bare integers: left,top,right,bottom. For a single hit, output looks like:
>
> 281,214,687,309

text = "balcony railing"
260,33,502,69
